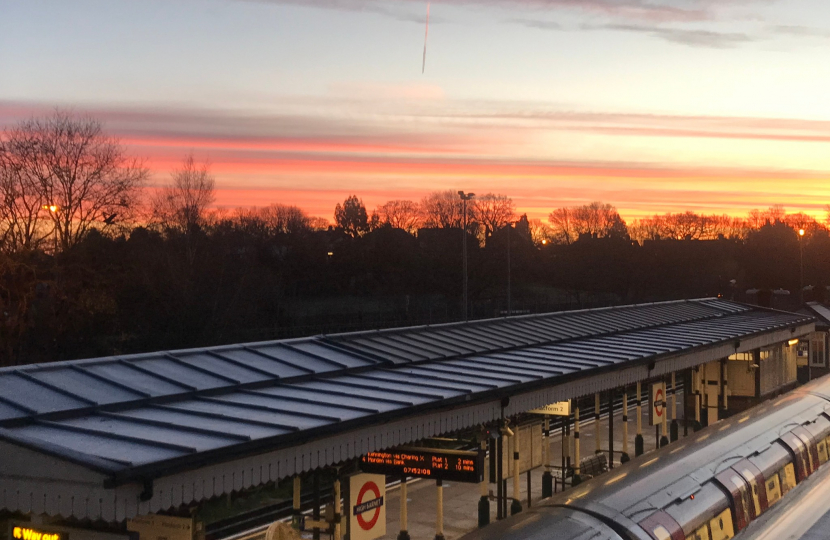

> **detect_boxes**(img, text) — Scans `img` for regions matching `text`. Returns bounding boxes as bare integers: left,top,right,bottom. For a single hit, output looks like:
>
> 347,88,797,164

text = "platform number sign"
349,473,386,540
650,381,666,426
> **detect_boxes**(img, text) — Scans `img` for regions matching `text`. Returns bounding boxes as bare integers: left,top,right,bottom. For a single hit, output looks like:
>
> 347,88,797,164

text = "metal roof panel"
83,362,188,396
59,416,241,451
117,407,290,439
14,424,184,465
0,373,90,414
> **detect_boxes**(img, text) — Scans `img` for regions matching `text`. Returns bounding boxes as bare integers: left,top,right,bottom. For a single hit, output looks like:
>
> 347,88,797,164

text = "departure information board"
360,447,485,483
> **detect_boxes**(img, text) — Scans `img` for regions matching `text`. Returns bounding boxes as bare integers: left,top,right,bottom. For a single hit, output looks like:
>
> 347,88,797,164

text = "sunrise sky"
2,0,830,222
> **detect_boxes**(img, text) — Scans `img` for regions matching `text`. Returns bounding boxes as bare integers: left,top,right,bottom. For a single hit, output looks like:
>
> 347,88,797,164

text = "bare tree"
376,199,421,234
703,214,750,240
548,202,627,242
628,216,664,243
746,209,765,230
661,211,705,240
572,202,627,238
762,204,786,224
420,190,467,229
308,216,330,231
231,204,312,237
474,193,515,241
152,155,216,233
255,203,311,234
7,112,146,251
547,207,576,244
727,217,751,240
0,112,145,252
528,218,553,246
0,140,49,253
783,212,818,233
0,135,48,252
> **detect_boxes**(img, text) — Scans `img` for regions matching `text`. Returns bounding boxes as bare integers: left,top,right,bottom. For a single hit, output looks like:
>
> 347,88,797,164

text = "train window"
779,464,797,495
766,474,782,506
651,525,672,540
818,438,828,464
709,509,735,540
691,525,711,540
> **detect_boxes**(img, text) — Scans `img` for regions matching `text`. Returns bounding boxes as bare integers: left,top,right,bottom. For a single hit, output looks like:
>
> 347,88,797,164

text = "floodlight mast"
459,191,475,321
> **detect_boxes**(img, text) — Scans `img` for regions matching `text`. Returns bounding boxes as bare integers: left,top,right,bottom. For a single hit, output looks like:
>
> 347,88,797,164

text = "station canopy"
0,299,815,521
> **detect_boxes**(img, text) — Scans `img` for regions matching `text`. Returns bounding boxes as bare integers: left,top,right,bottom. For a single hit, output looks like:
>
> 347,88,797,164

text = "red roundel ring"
655,389,664,417
356,481,382,530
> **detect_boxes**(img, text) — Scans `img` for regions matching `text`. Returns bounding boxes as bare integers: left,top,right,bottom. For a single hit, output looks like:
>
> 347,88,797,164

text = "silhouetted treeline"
2,112,830,366
3,214,829,366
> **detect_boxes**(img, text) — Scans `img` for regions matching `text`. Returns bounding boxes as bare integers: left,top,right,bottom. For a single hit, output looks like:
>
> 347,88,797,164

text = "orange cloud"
4,100,830,223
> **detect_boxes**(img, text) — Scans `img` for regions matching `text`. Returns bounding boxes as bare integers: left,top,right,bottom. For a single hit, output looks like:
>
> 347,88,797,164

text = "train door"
714,468,754,532
765,472,782,506
732,459,768,516
780,432,813,481
792,426,820,472
778,463,797,495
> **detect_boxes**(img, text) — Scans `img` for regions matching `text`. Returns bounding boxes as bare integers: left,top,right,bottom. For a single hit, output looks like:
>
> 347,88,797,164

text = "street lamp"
506,219,521,316
507,221,512,316
42,204,60,253
799,228,805,305
458,191,475,322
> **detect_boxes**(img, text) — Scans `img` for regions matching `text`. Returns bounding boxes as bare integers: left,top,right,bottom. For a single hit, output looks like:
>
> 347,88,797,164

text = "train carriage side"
460,376,830,540
635,379,830,540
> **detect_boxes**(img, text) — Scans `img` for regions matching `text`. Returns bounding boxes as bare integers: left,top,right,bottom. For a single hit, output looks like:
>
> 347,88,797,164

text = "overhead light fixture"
788,339,800,346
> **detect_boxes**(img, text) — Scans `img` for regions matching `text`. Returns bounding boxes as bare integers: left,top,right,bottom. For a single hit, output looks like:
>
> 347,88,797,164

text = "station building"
0,298,814,540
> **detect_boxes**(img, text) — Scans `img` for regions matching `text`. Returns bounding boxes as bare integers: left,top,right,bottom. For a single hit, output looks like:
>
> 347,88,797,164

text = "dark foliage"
0,216,820,367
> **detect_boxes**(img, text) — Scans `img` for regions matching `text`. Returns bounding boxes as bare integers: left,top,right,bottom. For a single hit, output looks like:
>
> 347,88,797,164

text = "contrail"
422,2,430,73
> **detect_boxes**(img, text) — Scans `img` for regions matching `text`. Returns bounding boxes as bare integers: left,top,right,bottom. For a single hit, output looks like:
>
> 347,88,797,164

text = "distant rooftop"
800,301,830,328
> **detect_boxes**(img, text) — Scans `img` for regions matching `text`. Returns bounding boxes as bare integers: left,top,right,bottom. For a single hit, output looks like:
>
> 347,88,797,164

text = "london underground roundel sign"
651,381,666,426
350,473,386,540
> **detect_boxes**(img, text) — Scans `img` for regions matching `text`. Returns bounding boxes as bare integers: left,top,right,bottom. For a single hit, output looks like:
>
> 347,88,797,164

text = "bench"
578,453,608,478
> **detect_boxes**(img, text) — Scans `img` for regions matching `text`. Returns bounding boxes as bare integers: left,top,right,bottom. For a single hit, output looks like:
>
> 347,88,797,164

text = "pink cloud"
3,100,829,223
248,0,715,23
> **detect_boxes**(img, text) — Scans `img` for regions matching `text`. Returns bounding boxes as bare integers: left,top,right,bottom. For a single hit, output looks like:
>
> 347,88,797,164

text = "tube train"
460,375,830,540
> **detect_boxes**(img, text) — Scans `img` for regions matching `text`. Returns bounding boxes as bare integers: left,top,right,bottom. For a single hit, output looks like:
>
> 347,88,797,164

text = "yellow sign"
529,400,570,416
12,527,63,540
126,514,193,540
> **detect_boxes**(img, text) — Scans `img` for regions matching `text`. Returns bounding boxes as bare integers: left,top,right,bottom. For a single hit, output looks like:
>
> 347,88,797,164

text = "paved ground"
375,400,688,540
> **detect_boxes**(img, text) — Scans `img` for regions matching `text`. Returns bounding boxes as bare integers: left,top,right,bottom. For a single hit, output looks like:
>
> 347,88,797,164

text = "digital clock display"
360,447,484,483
